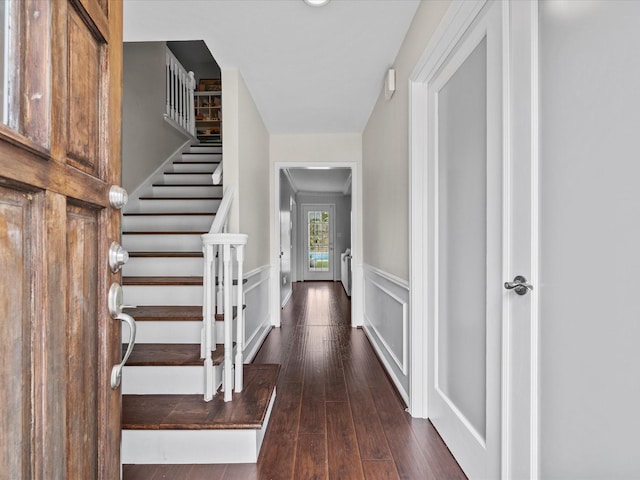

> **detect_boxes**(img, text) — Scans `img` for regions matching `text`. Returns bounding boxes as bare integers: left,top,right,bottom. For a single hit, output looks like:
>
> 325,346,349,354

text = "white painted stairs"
119,144,278,464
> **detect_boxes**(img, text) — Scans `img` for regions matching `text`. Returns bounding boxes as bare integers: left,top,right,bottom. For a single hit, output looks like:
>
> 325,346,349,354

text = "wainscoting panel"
243,266,273,362
363,265,409,402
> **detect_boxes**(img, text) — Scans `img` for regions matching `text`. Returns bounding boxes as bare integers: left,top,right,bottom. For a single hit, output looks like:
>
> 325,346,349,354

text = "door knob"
109,185,128,209
109,242,129,273
504,275,533,296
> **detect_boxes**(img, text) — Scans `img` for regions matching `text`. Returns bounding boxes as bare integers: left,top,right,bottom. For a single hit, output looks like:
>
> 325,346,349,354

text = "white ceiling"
285,167,352,194
123,0,420,134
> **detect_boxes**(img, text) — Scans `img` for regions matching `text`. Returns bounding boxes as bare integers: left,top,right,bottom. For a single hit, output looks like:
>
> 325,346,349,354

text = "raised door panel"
66,6,102,177
0,184,35,480
66,203,100,479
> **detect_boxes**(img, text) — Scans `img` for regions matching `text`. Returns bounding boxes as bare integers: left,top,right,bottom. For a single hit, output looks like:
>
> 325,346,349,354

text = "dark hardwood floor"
123,281,466,479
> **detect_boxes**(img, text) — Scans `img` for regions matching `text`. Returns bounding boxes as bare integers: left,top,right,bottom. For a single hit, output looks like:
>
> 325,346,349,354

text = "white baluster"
222,243,233,402
188,71,196,136
165,53,170,116
234,244,245,392
203,243,214,401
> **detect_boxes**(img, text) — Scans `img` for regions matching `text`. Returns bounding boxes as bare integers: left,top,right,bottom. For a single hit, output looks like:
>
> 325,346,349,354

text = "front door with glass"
302,204,335,281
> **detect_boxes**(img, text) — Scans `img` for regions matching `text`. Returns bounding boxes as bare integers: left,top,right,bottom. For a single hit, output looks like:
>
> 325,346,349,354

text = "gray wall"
279,171,295,305
362,1,451,281
122,42,191,193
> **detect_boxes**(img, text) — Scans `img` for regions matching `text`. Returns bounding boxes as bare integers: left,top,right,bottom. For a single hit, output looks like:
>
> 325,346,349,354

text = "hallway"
124,282,466,479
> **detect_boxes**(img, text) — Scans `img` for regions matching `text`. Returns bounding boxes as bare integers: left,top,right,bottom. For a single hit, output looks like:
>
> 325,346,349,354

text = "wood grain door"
0,0,122,479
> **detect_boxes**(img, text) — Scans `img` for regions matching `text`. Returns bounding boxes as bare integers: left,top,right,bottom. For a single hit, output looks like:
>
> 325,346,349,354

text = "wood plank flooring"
123,281,466,479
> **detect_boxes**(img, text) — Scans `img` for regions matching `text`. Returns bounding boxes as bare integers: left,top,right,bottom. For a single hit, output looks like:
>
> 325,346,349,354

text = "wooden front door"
0,0,122,478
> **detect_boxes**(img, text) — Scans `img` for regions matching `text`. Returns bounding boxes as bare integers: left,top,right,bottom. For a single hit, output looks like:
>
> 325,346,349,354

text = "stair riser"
121,365,220,395
122,429,262,464
123,257,203,277
162,173,213,184
171,162,219,173
136,198,221,213
122,215,214,231
122,234,203,252
151,185,222,197
121,390,275,464
183,150,221,158
175,152,222,163
123,321,225,344
124,285,202,306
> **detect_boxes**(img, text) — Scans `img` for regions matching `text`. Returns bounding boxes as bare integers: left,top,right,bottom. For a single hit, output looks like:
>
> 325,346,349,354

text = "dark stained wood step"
151,184,215,187
164,171,215,175
122,364,280,430
122,231,207,235
122,212,215,216
123,305,202,321
126,343,224,366
123,276,246,286
139,196,222,200
123,276,202,286
128,251,203,258
173,161,220,165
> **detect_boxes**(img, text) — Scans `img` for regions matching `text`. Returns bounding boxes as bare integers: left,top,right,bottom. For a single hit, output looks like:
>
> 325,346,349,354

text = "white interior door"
302,204,335,281
425,3,505,479
536,1,640,478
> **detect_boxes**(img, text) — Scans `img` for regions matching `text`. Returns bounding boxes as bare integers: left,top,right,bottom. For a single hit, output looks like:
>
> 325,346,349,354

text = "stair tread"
123,276,246,286
123,305,202,320
127,343,224,366
123,212,215,216
165,171,214,175
139,196,222,200
152,184,216,187
123,276,203,286
122,364,280,430
122,231,207,235
173,161,220,164
128,252,203,258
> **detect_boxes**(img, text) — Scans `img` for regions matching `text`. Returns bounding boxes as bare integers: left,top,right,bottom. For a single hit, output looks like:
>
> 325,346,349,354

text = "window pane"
308,210,329,272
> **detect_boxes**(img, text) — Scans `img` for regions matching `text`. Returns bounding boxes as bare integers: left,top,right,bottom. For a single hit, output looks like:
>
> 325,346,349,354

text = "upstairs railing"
202,174,248,402
165,47,196,137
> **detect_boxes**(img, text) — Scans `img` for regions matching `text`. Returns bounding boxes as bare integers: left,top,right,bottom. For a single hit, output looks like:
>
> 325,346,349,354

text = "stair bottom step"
121,365,279,464
122,364,279,430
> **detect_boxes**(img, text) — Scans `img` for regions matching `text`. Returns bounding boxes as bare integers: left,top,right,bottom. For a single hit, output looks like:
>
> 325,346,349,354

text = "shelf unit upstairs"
195,90,222,144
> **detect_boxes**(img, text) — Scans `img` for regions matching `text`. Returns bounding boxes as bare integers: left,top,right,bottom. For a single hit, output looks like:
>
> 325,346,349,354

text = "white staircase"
119,144,277,464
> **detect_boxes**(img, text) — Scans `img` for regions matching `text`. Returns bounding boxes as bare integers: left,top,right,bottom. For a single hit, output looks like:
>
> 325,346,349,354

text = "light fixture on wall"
304,0,330,6
384,68,396,100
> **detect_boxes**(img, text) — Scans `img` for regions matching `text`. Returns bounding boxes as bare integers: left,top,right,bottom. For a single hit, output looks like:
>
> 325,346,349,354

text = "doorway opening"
274,163,358,327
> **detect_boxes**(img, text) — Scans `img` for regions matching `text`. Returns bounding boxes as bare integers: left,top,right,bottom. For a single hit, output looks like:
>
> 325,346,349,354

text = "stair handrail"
202,183,248,401
165,47,196,137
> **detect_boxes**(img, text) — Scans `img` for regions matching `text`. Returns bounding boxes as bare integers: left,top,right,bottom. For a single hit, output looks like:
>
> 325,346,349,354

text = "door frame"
409,0,540,478
301,203,336,282
272,162,360,328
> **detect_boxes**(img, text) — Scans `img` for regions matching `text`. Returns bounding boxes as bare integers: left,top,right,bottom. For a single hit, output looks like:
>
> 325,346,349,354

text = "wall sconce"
385,68,396,100
304,0,330,6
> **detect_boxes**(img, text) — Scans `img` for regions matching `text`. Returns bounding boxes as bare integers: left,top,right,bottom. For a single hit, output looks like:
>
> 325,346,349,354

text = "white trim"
363,264,410,398
365,264,409,290
529,2,540,477
409,0,488,420
283,168,299,193
124,139,192,213
364,279,408,375
273,161,361,328
163,114,197,142
500,1,513,478
242,265,273,361
281,287,293,308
